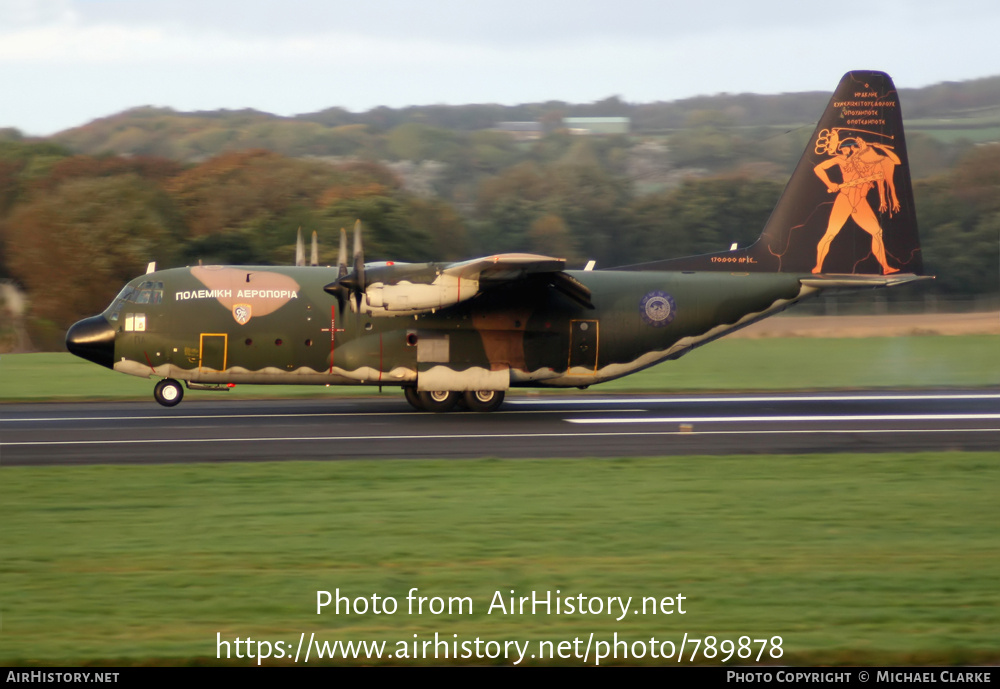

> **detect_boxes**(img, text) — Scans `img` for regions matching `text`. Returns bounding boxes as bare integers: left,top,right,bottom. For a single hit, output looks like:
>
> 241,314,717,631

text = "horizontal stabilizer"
800,274,933,290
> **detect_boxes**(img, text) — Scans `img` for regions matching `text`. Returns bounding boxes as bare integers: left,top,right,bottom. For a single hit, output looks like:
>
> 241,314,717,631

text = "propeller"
323,220,366,313
311,230,319,267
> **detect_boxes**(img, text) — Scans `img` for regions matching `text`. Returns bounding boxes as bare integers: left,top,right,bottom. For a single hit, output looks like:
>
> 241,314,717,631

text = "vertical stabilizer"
751,70,922,275
631,71,923,276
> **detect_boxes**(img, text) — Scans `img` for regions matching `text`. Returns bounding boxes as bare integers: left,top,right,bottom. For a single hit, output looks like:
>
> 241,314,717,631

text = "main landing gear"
463,389,505,413
403,388,505,413
153,378,184,407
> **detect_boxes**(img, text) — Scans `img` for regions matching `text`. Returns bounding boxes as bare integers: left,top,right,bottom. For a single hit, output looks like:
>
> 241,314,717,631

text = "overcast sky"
4,0,1000,135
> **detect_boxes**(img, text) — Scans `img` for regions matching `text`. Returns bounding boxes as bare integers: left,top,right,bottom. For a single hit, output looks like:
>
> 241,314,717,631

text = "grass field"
2,334,998,402
2,453,997,665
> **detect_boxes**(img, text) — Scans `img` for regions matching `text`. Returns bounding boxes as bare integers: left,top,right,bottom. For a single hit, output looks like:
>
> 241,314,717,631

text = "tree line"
0,128,997,351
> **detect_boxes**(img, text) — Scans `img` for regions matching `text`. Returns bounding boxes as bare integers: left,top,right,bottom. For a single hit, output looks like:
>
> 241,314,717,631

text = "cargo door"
568,320,599,373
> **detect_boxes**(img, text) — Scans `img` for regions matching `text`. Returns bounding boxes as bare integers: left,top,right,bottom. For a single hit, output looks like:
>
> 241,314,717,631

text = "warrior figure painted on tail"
811,129,902,275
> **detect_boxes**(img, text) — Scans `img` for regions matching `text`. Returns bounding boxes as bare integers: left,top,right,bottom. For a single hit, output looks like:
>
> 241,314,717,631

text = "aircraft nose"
66,316,116,369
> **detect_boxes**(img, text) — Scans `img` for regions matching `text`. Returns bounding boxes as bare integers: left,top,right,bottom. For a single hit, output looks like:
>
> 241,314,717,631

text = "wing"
441,253,566,280
445,253,594,310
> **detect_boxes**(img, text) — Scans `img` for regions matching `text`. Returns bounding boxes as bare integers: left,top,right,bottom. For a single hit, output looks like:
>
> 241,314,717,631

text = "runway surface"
2,390,998,466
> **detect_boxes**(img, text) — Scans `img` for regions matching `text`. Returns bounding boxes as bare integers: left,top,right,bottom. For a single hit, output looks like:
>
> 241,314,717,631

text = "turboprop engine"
361,273,479,316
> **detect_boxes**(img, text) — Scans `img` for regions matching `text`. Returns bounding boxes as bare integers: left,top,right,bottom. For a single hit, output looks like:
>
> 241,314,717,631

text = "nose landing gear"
153,378,184,407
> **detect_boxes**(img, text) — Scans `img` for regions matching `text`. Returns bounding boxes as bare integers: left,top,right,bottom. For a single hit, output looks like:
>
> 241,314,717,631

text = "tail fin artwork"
640,71,924,277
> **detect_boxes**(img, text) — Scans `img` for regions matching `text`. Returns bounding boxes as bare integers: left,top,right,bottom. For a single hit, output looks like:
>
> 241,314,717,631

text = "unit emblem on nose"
233,304,253,325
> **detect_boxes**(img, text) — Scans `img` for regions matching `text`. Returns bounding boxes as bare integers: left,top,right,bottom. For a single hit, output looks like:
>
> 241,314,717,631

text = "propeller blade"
331,285,346,315
295,227,305,266
311,231,319,267
323,276,348,315
352,219,365,309
337,228,348,279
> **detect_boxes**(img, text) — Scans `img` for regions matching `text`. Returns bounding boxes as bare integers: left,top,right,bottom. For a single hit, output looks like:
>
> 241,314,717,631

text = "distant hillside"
46,75,1000,164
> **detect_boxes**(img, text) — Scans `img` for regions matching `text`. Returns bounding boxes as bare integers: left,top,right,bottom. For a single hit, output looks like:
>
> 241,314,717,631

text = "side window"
123,314,146,332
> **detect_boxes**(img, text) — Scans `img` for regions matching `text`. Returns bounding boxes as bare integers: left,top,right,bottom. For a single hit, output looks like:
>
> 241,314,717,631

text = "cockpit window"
106,286,135,322
105,281,163,321
133,281,163,304
136,281,164,304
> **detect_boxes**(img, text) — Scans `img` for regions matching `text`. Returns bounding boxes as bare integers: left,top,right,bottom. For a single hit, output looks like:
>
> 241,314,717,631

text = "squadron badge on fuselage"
639,291,676,327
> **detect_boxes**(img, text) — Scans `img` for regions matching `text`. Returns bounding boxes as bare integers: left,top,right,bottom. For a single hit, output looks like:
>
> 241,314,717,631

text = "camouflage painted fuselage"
104,264,809,391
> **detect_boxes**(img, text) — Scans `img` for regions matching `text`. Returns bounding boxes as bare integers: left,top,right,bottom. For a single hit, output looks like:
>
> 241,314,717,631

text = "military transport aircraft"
66,71,930,412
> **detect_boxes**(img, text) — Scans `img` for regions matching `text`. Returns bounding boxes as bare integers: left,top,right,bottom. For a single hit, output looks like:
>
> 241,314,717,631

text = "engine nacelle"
359,274,479,316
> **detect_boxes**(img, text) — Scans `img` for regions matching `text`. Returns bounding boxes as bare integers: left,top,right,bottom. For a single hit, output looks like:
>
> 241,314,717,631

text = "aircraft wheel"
463,390,505,413
153,379,184,407
403,386,424,411
417,390,460,413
